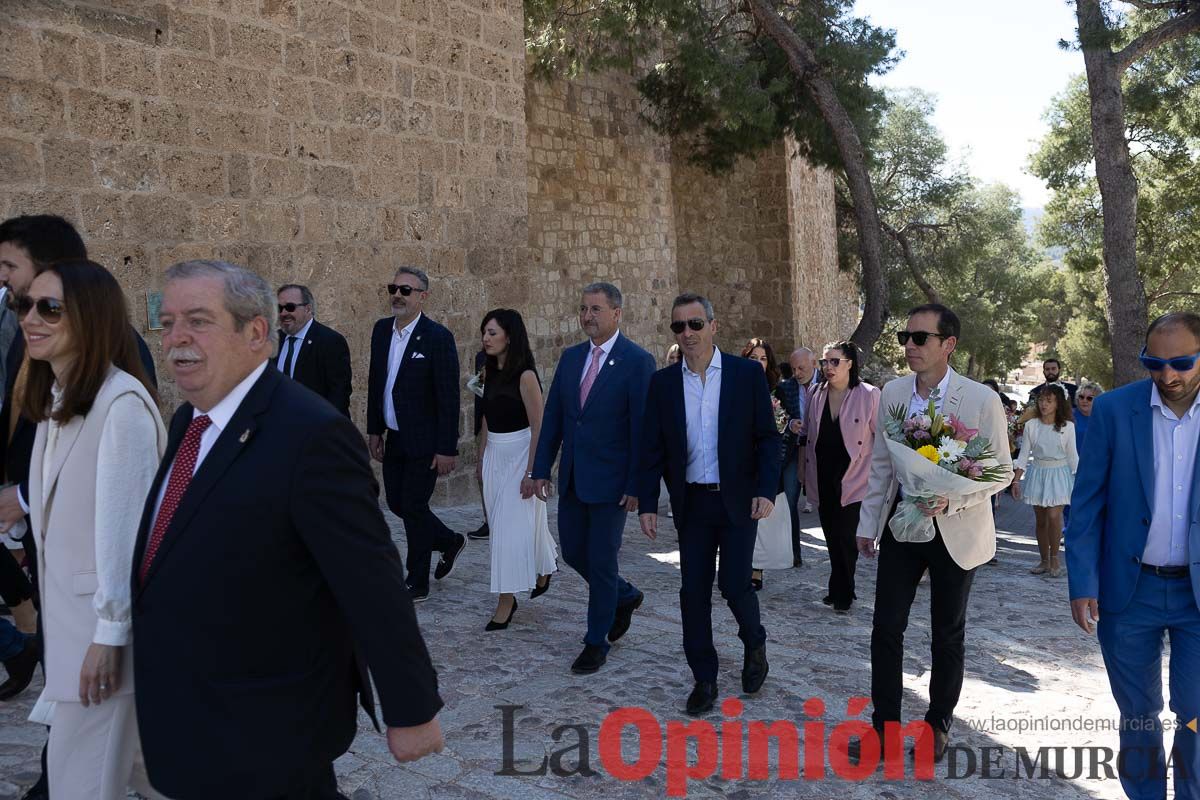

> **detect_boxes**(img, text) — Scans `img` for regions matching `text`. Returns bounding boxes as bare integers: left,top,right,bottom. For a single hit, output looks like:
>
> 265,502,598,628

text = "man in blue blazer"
532,282,655,675
638,293,781,715
367,267,465,602
1066,311,1200,800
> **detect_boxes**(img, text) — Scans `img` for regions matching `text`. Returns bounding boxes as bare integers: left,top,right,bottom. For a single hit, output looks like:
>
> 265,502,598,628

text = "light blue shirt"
1144,384,1200,567
683,347,722,484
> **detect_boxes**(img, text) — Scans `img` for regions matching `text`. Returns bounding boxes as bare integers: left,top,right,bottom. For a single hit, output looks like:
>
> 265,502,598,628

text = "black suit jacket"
277,319,353,417
131,367,442,799
366,314,460,456
638,351,782,527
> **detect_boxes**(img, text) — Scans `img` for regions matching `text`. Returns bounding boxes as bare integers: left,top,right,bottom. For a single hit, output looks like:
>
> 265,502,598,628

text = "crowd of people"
0,211,1196,800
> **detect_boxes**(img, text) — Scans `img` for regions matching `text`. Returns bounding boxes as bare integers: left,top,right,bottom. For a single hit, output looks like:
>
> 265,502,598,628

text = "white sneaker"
802,503,814,514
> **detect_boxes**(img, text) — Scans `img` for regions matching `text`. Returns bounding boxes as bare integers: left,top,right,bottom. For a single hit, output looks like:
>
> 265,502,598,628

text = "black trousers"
817,499,860,607
0,543,32,607
382,432,457,591
678,486,766,683
870,512,977,733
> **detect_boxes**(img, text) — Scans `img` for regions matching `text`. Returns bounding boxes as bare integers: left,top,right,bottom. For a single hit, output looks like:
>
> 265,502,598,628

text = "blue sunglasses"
1139,347,1200,372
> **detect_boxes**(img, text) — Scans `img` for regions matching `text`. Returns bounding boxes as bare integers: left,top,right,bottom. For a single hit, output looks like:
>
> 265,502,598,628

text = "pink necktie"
579,346,604,407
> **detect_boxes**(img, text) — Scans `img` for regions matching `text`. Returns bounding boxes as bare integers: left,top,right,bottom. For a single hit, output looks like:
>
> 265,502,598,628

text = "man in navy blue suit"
532,282,655,675
638,293,780,715
1067,311,1200,800
367,267,465,602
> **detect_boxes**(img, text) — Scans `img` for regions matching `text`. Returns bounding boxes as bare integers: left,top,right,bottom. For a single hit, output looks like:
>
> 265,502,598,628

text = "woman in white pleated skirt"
1012,384,1078,577
477,309,558,630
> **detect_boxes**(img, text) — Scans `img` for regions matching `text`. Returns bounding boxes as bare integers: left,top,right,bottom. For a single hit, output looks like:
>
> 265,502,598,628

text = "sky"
852,0,1083,209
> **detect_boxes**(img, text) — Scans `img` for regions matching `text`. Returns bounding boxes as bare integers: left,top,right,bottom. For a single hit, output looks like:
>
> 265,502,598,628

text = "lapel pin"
609,359,615,366
239,429,250,443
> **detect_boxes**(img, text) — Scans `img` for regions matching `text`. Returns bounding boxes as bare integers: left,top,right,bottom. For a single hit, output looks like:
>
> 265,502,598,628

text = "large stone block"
0,136,41,184
0,77,64,133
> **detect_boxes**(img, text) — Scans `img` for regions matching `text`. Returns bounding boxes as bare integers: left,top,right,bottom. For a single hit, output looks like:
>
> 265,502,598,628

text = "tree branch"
1116,0,1182,11
1148,290,1200,302
882,221,941,304
1116,8,1200,72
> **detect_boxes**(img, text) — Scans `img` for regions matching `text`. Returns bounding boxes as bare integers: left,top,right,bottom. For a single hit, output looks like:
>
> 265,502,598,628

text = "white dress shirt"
276,317,314,377
908,366,954,419
384,313,422,431
1144,384,1200,567
151,361,268,528
580,329,620,385
683,347,722,484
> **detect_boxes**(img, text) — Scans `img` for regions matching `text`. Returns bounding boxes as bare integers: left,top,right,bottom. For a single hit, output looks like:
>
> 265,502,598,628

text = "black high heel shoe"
485,599,518,631
530,575,552,599
751,571,764,592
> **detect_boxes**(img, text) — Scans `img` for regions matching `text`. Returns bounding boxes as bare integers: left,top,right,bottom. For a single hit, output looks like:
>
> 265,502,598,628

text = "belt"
687,482,721,492
1031,458,1068,468
1141,563,1190,579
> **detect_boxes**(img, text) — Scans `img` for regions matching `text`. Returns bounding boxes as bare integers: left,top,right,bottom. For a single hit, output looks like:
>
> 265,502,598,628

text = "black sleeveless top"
481,370,536,433
816,394,851,502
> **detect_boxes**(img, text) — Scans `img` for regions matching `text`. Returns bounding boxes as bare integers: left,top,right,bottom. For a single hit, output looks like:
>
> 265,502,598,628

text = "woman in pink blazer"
804,342,880,612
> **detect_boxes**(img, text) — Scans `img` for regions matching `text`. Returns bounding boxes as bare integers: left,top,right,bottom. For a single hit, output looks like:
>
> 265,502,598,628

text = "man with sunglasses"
367,267,464,603
1066,312,1200,800
276,284,352,417
531,282,655,675
637,293,780,714
855,303,1012,763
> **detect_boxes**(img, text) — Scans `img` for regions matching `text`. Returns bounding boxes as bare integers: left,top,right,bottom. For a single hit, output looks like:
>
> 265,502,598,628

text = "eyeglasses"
278,302,310,313
387,284,420,296
897,331,947,347
1077,395,1095,402
15,296,65,325
818,358,848,368
669,318,707,334
1139,348,1200,373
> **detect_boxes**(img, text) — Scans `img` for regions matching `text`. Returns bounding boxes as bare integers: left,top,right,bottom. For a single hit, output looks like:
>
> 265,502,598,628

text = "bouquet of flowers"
771,397,788,434
466,367,485,398
882,390,1008,543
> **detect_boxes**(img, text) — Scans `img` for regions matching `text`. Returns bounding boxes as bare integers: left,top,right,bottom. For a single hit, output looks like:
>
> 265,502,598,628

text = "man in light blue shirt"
1067,311,1200,800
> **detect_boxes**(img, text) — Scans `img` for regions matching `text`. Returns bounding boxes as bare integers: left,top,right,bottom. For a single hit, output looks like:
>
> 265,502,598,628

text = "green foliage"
525,0,897,172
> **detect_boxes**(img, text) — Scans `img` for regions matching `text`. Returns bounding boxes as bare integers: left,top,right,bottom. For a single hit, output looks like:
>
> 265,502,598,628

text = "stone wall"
0,0,528,503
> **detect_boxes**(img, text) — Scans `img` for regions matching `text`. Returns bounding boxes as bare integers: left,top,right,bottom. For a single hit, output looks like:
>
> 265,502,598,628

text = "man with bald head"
775,347,818,564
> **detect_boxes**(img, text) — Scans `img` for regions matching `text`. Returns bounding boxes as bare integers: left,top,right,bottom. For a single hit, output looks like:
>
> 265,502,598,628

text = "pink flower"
947,415,979,442
913,429,932,441
957,457,983,479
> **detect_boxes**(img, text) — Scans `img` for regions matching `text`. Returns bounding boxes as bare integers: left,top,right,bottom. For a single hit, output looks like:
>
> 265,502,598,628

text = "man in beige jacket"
855,303,1013,763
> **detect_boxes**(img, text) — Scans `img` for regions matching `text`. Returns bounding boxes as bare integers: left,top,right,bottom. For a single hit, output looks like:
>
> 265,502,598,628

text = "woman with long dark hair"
742,337,791,590
1012,383,1077,577
20,260,165,798
804,341,879,612
477,309,557,630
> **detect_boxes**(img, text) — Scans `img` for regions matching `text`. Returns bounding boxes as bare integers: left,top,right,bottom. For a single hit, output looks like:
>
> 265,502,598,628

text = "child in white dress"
1013,384,1078,577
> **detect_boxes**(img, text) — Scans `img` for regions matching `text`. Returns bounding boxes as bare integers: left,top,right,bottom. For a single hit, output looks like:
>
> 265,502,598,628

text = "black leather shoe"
485,599,517,631
607,591,643,643
468,522,490,540
570,644,607,674
741,644,768,694
407,585,429,603
751,572,763,592
821,594,833,606
434,534,467,581
686,681,718,715
530,575,551,599
0,635,40,701
911,727,950,762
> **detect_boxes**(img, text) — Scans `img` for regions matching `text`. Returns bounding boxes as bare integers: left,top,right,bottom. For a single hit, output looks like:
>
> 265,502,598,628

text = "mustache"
167,347,202,362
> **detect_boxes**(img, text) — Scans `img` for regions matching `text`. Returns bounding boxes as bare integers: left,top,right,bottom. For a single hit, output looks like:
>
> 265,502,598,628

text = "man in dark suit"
532,282,655,675
366,267,465,603
276,283,353,417
638,293,781,715
133,260,444,800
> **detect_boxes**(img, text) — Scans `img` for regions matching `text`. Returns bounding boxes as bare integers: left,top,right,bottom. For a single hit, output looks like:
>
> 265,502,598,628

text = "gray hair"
672,292,714,321
581,282,622,309
277,283,315,315
395,266,429,291
1079,381,1105,397
165,260,278,333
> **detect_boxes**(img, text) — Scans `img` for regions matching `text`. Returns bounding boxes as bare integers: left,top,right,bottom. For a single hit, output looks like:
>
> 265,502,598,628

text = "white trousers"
47,694,164,800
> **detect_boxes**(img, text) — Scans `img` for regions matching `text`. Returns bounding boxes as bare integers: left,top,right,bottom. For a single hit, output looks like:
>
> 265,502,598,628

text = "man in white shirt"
1066,311,1200,800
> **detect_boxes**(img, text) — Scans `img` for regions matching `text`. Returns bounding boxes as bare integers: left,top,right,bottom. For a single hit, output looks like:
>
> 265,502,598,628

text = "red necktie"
140,415,212,583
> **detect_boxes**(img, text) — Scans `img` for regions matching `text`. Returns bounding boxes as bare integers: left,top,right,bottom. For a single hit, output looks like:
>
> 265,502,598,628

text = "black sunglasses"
1139,347,1200,373
15,296,65,324
278,302,310,313
387,284,419,296
819,358,849,368
669,318,707,334
897,330,947,347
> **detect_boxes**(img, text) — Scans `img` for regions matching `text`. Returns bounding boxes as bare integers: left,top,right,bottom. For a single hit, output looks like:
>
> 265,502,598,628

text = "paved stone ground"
0,492,1183,799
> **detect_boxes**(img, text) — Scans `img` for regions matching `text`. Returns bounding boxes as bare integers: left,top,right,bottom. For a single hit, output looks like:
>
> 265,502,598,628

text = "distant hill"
1022,206,1066,262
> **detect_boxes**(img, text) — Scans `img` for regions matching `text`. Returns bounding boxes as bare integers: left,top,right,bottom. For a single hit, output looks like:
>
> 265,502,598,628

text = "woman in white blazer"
18,260,166,800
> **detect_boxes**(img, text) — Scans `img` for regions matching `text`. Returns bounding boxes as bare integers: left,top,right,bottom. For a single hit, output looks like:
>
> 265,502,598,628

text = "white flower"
936,436,966,463
915,414,933,430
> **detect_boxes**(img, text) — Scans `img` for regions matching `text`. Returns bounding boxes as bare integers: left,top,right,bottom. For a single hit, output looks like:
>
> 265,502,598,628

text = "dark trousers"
272,764,346,800
382,432,457,592
0,545,32,607
817,499,860,607
870,515,977,733
781,455,802,563
678,485,766,683
557,480,639,652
